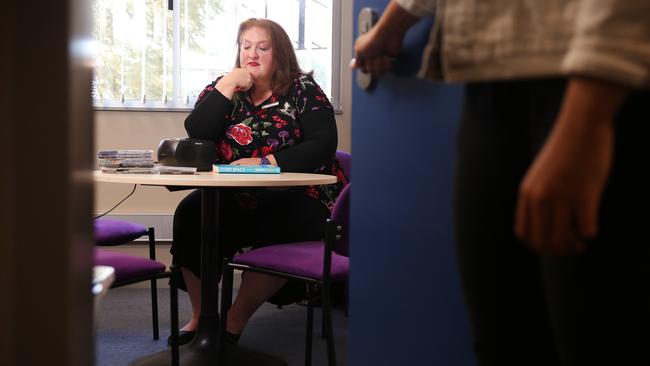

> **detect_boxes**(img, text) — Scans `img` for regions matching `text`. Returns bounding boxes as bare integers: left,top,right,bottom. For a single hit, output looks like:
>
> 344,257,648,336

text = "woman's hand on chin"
216,68,254,99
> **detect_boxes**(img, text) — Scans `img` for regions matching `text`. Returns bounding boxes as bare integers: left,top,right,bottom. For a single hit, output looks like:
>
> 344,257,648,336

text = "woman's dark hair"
235,18,311,95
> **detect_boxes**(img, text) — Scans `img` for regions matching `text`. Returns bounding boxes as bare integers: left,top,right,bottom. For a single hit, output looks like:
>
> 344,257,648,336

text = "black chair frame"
106,228,164,339
100,227,180,365
221,218,344,366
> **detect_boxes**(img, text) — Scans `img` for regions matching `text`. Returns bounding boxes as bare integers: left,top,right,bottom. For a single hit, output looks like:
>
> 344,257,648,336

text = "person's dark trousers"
454,79,650,366
171,188,329,297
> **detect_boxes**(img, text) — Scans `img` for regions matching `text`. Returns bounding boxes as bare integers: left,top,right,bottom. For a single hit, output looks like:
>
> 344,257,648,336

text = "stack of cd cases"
97,150,155,174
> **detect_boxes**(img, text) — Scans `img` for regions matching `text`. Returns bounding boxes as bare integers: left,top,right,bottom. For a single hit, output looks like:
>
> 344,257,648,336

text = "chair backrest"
335,150,351,181
332,150,350,257
330,182,350,257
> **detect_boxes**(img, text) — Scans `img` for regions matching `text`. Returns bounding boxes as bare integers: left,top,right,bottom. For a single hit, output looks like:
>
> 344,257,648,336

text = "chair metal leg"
147,228,156,260
221,260,234,341
305,284,315,366
321,290,326,339
150,278,160,340
146,227,160,340
344,281,349,317
322,283,336,366
170,266,179,366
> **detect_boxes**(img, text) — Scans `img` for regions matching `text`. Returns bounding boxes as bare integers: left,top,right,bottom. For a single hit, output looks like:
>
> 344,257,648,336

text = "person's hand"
352,27,402,75
514,78,628,256
216,68,254,99
230,157,262,166
515,115,613,256
230,155,276,166
351,1,419,75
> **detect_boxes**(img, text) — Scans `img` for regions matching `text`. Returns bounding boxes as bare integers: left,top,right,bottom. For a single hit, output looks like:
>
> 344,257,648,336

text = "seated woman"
170,18,347,345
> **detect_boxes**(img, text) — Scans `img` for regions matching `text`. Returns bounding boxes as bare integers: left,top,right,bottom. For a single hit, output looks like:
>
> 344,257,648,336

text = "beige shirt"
395,0,650,88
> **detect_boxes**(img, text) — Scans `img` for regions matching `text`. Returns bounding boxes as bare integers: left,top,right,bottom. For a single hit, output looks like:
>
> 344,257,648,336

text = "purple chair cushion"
232,241,349,281
94,218,148,246
95,248,166,284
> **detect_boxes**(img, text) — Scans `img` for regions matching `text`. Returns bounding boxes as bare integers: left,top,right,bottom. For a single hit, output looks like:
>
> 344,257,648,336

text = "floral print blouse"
186,73,347,210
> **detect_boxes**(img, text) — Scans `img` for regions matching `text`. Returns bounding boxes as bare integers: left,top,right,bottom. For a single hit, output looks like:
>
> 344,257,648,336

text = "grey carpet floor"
95,287,348,366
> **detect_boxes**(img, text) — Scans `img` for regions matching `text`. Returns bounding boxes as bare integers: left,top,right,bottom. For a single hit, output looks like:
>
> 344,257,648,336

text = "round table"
94,170,337,366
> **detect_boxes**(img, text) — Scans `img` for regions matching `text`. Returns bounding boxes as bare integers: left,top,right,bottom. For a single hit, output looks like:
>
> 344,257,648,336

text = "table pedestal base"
129,341,288,366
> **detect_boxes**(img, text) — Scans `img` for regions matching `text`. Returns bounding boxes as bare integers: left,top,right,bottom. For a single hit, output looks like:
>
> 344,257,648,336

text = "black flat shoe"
224,331,240,344
167,330,196,346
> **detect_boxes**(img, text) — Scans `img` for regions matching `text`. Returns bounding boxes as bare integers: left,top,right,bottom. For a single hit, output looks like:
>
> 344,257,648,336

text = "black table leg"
129,188,287,366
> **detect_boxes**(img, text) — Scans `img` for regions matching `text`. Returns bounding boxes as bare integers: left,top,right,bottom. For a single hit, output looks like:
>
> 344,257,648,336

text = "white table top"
94,170,338,187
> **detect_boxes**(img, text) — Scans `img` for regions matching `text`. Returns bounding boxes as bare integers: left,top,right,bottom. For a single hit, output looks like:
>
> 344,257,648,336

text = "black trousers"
171,188,329,304
454,79,650,366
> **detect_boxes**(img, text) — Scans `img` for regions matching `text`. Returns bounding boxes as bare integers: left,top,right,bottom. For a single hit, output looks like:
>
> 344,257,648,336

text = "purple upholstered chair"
335,150,350,182
221,151,351,366
93,218,179,362
94,218,151,247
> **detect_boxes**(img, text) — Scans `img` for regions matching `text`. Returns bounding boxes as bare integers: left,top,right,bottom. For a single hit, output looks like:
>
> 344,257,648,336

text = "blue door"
350,1,476,365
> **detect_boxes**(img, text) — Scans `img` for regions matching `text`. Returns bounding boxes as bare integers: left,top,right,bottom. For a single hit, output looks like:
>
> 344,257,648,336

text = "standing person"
353,1,650,365
170,18,347,346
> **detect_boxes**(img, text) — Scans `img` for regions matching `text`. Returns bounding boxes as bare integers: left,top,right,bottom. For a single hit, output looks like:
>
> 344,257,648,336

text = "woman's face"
239,26,274,86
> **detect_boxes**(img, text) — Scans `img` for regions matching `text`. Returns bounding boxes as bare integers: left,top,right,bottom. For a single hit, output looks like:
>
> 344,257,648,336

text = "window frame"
92,0,342,113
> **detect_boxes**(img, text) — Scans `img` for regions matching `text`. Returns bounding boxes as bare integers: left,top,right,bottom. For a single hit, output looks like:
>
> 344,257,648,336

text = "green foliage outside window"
93,0,223,103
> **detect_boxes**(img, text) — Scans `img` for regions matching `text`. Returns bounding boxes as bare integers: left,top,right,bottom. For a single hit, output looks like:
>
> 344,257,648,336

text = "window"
92,0,340,111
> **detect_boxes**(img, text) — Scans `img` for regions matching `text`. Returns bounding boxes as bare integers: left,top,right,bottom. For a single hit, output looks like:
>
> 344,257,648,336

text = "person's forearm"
373,1,421,39
558,77,629,129
514,76,629,253
184,89,233,140
216,79,238,100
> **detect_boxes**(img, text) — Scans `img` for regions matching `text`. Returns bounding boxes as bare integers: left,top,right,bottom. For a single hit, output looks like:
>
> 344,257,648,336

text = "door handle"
356,7,379,91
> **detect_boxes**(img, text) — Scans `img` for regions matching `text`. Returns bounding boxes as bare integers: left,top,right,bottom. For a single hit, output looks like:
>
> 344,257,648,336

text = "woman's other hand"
515,78,628,257
230,158,261,166
216,68,254,99
230,155,276,166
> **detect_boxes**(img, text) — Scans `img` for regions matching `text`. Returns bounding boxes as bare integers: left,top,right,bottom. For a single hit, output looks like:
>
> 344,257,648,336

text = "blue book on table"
213,164,281,174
